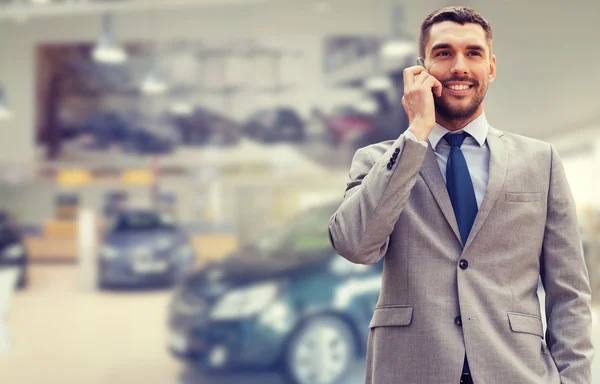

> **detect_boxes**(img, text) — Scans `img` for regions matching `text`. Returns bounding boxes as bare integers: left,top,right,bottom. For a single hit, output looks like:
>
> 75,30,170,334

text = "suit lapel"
419,144,462,244
463,127,509,251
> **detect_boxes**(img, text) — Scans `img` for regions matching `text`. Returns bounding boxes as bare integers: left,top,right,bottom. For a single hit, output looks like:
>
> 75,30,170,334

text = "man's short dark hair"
419,6,493,58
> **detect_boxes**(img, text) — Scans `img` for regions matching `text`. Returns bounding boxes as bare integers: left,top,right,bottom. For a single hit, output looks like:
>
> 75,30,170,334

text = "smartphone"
416,57,425,68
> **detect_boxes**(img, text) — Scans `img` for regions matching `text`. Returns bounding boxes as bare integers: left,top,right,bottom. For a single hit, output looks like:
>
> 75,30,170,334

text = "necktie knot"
444,132,469,148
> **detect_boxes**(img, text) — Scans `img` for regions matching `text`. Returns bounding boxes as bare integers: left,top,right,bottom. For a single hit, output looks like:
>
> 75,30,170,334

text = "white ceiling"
0,0,271,19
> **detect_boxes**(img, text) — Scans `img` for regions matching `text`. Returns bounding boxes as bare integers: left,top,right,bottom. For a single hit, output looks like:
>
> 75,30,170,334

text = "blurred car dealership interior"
0,0,599,383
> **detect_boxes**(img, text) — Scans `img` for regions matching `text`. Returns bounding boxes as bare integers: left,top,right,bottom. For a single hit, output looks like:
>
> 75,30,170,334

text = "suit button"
392,152,398,160
459,259,469,270
394,148,400,154
387,162,393,170
455,316,462,326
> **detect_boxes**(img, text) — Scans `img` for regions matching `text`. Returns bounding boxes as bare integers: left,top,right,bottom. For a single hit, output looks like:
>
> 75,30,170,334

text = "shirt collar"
428,112,489,151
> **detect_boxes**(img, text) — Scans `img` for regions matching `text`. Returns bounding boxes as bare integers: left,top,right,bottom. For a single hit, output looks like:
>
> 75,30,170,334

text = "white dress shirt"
404,112,490,208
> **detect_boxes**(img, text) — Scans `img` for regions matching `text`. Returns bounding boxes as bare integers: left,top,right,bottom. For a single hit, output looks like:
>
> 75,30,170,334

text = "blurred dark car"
79,112,129,150
173,107,240,147
243,107,305,143
0,211,28,289
121,127,175,155
79,111,177,155
168,201,383,384
98,209,195,289
325,106,375,147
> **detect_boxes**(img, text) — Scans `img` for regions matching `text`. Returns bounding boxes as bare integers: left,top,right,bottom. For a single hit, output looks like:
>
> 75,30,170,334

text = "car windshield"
255,203,338,256
111,211,176,232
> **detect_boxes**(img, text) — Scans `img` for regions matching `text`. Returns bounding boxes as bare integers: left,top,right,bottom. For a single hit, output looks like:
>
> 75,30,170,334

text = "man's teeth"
448,85,470,91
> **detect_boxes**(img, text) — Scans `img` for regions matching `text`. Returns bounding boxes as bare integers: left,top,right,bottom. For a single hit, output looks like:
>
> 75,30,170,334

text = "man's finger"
413,71,431,87
403,65,427,90
424,76,444,97
432,78,443,97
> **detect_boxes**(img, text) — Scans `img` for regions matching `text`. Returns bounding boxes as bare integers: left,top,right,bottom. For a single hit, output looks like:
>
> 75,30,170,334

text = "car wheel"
284,315,356,384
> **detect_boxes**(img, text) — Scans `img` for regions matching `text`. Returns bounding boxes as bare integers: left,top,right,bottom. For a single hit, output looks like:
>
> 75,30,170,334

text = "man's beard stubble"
434,81,488,122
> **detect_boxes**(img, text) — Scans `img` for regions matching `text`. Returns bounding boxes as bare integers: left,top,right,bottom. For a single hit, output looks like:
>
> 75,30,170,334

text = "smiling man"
328,6,593,384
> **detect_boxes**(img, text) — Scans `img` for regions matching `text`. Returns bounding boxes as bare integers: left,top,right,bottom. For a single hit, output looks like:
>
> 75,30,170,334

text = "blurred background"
0,0,598,383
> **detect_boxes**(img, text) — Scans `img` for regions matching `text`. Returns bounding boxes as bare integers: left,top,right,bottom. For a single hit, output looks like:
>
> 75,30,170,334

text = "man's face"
424,21,497,121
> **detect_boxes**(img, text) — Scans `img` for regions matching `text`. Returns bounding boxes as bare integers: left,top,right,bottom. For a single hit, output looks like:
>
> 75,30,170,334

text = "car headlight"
210,281,281,320
3,244,24,260
132,246,152,258
257,300,294,335
100,245,119,260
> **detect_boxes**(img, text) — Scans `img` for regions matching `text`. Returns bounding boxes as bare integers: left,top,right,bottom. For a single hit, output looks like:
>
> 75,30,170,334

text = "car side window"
291,211,335,252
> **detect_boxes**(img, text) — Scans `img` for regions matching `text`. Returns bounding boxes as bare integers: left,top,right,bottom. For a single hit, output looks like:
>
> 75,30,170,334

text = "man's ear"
489,54,497,83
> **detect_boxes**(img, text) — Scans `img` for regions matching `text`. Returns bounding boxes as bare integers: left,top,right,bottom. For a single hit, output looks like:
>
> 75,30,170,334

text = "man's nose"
451,55,469,76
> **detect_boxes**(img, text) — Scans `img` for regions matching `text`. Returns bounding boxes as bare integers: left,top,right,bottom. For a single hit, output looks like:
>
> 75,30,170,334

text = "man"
328,6,593,384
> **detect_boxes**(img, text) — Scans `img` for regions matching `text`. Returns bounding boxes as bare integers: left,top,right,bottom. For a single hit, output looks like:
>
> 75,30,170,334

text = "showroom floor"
0,265,183,384
0,265,365,384
1,266,599,384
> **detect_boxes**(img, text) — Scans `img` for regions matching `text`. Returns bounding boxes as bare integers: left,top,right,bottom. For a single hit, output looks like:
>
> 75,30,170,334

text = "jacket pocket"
369,305,413,328
505,192,542,202
507,312,544,337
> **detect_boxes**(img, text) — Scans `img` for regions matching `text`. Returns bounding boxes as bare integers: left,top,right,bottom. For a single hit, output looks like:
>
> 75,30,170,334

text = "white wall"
562,153,595,207
474,0,600,141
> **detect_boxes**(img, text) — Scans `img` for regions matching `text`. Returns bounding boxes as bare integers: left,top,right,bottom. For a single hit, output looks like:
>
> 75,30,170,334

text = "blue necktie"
444,132,477,380
444,132,478,246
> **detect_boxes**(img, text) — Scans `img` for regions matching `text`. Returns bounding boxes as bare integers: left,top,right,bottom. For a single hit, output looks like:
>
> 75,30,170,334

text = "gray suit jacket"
328,127,594,384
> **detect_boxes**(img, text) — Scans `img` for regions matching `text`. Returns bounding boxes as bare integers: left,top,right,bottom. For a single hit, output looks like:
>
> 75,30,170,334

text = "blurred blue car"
98,209,195,289
167,201,383,384
0,211,28,289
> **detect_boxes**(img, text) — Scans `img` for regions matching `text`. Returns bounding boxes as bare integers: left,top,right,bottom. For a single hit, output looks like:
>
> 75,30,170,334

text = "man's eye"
468,51,482,56
436,51,450,57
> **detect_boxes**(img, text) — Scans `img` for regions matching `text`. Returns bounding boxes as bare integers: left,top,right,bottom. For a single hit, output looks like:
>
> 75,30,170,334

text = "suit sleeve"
327,133,427,264
541,144,594,384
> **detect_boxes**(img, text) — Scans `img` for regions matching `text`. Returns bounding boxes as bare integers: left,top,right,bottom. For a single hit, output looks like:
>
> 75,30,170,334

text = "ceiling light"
92,12,128,65
356,98,378,114
170,102,194,116
381,40,415,58
93,44,127,65
364,75,392,92
0,109,13,121
0,86,14,121
313,0,331,13
380,3,416,59
141,77,168,95
141,66,168,95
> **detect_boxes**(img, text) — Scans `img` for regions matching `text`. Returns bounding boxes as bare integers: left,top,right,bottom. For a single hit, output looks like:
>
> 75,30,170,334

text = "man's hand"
401,65,443,141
